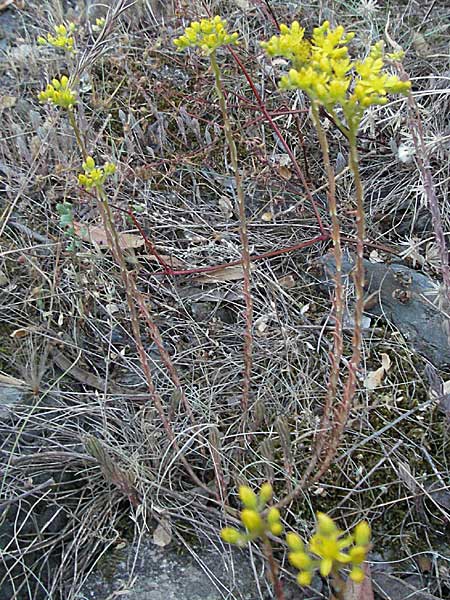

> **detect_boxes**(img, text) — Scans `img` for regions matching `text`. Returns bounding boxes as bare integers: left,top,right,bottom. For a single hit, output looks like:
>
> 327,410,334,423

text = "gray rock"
320,253,450,367
78,538,314,600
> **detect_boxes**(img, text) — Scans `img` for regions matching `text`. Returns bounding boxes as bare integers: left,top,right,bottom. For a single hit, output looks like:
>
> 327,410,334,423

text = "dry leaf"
153,517,172,547
278,274,296,289
10,328,32,339
0,374,28,387
0,95,17,110
197,264,254,283
279,165,292,180
344,563,374,600
364,353,391,390
261,211,273,222
73,222,144,250
397,461,418,494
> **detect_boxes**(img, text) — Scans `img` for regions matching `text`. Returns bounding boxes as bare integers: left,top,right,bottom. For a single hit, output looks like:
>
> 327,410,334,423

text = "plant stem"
262,535,285,600
340,131,365,423
210,51,253,416
68,110,87,160
310,102,345,464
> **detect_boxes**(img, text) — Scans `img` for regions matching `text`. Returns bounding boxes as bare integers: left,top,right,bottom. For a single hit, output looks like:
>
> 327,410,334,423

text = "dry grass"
0,0,449,598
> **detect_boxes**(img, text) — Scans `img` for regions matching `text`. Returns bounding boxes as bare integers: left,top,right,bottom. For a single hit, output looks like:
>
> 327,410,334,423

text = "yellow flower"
259,482,273,504
288,513,371,588
297,570,313,586
239,485,258,509
349,566,365,583
174,16,238,55
220,482,281,545
78,156,116,190
260,21,310,67
241,508,264,535
261,20,411,131
354,521,371,546
38,76,77,109
267,507,283,535
221,527,244,545
37,22,76,52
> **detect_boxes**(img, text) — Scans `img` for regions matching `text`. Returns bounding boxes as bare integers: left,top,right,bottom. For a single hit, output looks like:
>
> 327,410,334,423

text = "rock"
320,253,450,367
79,538,310,600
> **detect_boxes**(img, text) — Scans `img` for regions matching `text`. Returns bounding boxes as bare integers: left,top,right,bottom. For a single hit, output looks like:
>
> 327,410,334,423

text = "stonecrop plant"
173,15,238,55
78,156,116,191
174,17,254,416
286,513,371,586
38,76,77,110
221,483,371,599
221,483,283,545
261,20,410,133
37,22,76,52
261,21,412,486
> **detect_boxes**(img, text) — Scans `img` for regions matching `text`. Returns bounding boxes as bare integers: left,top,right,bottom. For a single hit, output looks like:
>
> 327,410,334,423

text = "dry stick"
210,51,253,416
383,24,450,302
262,536,285,600
134,290,194,422
68,116,203,488
401,68,450,302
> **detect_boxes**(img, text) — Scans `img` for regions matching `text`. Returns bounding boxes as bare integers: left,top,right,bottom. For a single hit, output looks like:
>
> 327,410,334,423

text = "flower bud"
354,521,371,546
239,486,258,509
221,527,242,544
259,482,273,504
286,532,304,551
240,509,263,534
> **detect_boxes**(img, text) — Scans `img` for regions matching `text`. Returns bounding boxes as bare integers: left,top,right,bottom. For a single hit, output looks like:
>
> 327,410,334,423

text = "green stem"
210,51,253,415
68,109,87,160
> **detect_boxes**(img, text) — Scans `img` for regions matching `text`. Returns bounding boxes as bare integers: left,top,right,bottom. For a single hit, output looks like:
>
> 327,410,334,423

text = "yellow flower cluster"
221,483,283,546
260,21,311,67
37,23,76,52
287,513,371,586
262,20,410,128
78,156,116,191
38,76,77,109
173,16,239,55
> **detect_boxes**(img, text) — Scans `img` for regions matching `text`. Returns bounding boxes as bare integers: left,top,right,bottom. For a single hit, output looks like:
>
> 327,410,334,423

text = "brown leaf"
344,563,374,600
279,165,292,180
364,353,391,390
196,264,254,283
153,517,172,547
73,222,144,250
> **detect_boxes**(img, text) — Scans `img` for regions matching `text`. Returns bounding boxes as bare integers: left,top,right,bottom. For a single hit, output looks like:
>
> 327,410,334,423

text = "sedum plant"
262,22,411,482
222,483,371,600
37,22,76,53
78,156,116,191
173,15,238,55
38,75,77,109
